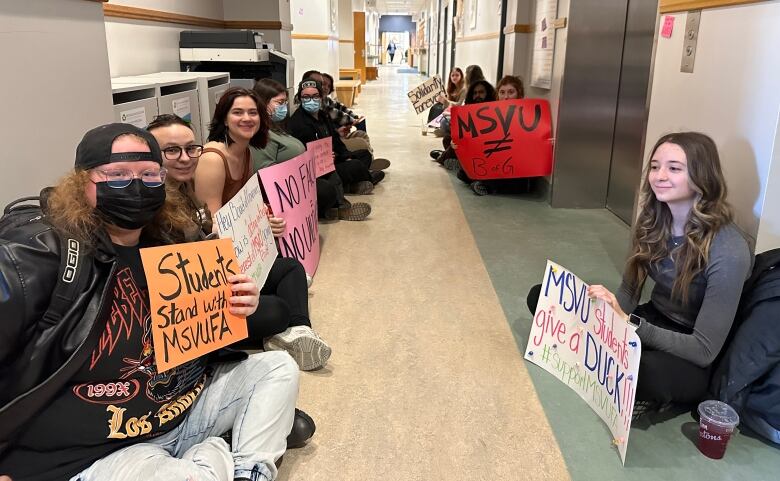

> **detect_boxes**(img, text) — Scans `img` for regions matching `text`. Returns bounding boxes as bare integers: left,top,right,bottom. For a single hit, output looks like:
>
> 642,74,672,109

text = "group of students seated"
428,65,771,429
0,70,391,481
0,64,776,480
428,65,528,196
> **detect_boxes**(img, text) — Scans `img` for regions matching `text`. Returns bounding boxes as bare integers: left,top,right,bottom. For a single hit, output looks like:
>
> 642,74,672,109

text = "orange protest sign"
140,238,248,372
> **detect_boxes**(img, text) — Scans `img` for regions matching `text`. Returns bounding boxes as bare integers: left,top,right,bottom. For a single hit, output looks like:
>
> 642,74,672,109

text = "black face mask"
95,179,166,230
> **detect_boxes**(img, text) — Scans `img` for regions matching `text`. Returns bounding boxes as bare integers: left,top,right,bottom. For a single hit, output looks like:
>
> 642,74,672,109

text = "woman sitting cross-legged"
528,132,752,421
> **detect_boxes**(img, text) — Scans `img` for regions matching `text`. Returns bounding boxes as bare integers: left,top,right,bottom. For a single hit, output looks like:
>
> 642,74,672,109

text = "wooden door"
353,11,366,83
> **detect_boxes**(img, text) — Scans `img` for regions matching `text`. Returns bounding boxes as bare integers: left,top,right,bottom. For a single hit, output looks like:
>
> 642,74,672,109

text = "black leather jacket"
0,221,116,449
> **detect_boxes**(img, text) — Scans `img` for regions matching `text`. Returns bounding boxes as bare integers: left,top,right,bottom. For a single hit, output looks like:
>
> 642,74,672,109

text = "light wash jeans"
71,351,299,481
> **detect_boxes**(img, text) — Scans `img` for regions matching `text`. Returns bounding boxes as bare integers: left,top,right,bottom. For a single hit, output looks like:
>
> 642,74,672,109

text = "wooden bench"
334,80,361,108
365,66,378,81
338,68,363,94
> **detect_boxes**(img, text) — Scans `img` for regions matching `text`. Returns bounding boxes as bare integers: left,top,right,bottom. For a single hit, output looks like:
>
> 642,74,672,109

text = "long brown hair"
446,68,464,99
208,87,269,149
624,132,733,303
496,75,525,99
47,135,199,247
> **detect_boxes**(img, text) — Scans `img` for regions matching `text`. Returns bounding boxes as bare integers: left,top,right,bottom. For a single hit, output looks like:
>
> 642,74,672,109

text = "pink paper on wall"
661,16,675,38
258,150,320,277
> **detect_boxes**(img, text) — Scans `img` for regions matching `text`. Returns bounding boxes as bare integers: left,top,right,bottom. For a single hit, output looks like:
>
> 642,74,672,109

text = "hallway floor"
277,65,780,480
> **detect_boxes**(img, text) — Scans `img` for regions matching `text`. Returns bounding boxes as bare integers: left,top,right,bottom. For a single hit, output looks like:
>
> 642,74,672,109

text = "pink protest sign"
308,137,335,177
661,16,674,38
257,150,320,276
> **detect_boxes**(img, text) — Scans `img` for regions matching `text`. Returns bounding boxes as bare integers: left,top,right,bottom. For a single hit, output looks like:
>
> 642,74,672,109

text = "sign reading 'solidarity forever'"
407,76,445,115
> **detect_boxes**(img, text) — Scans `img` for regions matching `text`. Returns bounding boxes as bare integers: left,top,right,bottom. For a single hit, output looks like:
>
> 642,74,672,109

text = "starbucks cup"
697,400,739,459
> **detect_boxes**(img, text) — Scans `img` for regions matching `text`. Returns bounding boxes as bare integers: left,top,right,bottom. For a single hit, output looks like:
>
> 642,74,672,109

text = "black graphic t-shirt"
1,244,207,481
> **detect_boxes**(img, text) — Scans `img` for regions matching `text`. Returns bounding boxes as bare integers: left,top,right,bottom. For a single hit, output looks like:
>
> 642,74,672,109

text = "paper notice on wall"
172,97,192,123
119,106,148,128
530,0,557,89
661,16,675,38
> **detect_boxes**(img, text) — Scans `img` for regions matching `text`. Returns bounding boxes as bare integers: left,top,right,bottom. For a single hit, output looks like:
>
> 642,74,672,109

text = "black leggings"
526,284,711,406
317,177,338,216
235,257,310,349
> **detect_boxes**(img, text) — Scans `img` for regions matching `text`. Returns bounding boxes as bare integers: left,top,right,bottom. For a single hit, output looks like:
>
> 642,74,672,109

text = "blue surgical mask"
302,99,321,114
272,104,288,122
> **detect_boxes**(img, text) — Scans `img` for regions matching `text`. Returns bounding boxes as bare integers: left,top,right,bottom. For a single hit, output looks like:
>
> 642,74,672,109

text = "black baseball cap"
75,123,163,170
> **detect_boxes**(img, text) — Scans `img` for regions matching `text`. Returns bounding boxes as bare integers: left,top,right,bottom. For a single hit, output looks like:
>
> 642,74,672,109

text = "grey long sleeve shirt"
616,223,752,368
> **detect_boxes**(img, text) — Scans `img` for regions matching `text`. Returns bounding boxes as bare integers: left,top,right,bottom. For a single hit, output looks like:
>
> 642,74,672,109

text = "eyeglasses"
301,95,321,102
92,168,168,188
161,145,203,160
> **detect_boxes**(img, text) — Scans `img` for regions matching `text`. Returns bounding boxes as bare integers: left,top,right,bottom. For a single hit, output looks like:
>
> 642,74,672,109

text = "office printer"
180,30,295,89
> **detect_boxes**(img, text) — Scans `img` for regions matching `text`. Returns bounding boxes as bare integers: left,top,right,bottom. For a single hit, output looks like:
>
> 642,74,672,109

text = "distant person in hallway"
528,132,752,421
463,75,528,196
287,78,383,195
252,78,371,222
387,40,397,64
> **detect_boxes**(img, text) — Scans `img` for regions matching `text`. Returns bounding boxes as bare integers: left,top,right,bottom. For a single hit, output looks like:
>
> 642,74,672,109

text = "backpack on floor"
710,248,780,444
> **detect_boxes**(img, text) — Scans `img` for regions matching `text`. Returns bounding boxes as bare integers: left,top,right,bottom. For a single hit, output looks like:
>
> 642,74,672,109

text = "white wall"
0,0,114,205
339,0,355,68
105,0,220,77
291,0,340,81
454,0,502,82
642,3,780,247
223,0,292,54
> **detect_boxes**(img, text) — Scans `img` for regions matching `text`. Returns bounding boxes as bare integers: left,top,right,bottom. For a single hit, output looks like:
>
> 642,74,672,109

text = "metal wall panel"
606,0,659,224
551,0,629,208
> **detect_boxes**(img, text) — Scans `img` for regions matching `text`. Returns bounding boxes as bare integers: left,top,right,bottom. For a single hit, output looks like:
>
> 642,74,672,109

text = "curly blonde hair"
47,135,198,246
624,132,733,304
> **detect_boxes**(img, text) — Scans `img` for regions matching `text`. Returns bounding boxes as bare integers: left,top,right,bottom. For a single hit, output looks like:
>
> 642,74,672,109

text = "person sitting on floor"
433,79,497,171
307,71,391,172
463,75,528,196
148,113,333,371
0,123,298,481
434,65,485,138
527,131,752,421
287,78,384,195
252,78,370,221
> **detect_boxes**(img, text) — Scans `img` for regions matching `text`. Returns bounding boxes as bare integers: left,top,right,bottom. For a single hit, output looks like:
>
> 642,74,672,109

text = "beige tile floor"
277,66,569,481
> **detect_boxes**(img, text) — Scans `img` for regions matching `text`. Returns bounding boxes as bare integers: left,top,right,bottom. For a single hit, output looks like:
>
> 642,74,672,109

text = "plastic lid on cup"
698,400,740,428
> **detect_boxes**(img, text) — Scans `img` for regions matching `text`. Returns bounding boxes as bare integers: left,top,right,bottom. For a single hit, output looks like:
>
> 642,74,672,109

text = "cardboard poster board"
140,238,248,372
258,151,320,276
407,75,445,115
450,99,554,180
214,174,278,289
308,137,335,178
525,260,642,464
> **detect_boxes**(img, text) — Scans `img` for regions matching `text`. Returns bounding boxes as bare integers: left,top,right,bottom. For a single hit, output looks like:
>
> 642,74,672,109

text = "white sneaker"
306,274,314,288
264,326,331,371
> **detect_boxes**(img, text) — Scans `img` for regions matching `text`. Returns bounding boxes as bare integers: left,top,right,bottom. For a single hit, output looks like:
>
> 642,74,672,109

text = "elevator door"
606,0,659,224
